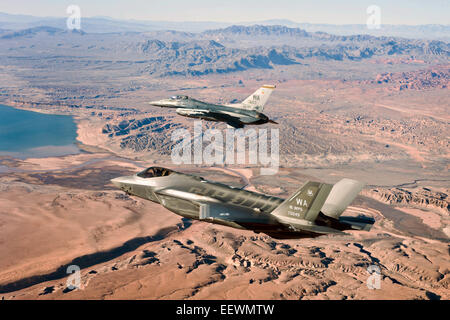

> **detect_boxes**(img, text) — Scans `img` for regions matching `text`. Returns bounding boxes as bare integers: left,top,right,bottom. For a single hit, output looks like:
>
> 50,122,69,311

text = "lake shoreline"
0,103,82,159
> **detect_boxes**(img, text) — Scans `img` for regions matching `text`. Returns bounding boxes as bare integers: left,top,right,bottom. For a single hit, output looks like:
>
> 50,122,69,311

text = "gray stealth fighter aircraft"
111,167,375,239
149,85,278,128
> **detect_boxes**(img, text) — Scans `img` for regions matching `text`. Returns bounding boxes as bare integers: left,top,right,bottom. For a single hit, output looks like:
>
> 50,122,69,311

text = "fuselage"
110,168,308,237
149,96,271,127
111,167,374,239
112,169,283,216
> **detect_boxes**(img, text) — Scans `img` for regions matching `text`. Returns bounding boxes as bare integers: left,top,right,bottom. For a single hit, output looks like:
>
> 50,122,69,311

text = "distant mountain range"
0,12,449,40
1,24,448,77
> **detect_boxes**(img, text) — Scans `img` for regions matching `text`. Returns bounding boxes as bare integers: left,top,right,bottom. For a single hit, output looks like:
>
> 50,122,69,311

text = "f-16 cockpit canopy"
137,167,175,178
170,95,189,100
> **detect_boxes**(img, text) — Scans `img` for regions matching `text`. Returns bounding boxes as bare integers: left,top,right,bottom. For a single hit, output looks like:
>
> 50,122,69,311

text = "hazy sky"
1,0,449,25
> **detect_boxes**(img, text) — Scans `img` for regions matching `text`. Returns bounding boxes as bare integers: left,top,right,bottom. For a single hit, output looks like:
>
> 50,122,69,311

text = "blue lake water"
0,104,80,158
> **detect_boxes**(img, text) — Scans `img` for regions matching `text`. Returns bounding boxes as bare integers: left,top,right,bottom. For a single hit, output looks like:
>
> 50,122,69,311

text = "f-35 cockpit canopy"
137,167,175,178
170,95,189,100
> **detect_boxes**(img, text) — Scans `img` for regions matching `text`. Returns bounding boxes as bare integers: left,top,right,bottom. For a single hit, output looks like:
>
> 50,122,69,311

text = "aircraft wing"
153,188,259,220
198,201,277,226
176,108,245,128
198,201,345,237
224,119,245,129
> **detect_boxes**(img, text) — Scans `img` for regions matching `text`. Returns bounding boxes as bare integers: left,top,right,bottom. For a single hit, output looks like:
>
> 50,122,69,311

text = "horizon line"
1,11,449,27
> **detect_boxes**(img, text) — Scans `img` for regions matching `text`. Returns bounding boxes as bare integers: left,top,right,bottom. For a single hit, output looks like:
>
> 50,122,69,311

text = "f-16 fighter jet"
149,85,278,128
111,167,375,239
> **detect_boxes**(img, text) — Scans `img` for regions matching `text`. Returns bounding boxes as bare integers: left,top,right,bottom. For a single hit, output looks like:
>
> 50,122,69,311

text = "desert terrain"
0,23,448,300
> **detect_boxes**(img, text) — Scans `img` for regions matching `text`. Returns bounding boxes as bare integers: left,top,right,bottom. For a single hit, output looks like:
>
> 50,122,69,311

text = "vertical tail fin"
240,85,276,112
321,179,365,219
271,181,333,222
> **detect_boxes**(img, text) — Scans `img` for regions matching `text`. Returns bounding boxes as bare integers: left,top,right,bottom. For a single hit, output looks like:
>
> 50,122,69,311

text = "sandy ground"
395,207,444,230
76,119,109,150
0,180,182,287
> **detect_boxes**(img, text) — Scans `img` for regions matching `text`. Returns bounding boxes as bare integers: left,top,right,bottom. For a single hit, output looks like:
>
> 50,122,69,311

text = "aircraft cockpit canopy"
137,167,175,178
170,95,189,100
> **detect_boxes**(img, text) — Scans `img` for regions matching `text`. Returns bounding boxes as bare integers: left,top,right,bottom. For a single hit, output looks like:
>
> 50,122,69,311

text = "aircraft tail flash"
271,178,365,222
271,181,333,222
240,85,276,112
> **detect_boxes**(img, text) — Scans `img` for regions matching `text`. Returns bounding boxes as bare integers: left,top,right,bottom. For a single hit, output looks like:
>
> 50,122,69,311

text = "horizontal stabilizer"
339,215,375,231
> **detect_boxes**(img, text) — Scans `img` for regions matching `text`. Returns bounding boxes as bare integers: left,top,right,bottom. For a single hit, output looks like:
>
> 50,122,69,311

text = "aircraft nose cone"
111,176,136,195
110,177,123,188
149,100,164,107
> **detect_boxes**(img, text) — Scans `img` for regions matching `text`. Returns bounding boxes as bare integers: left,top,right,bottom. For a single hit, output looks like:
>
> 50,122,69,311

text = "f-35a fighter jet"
149,85,278,129
111,167,375,239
